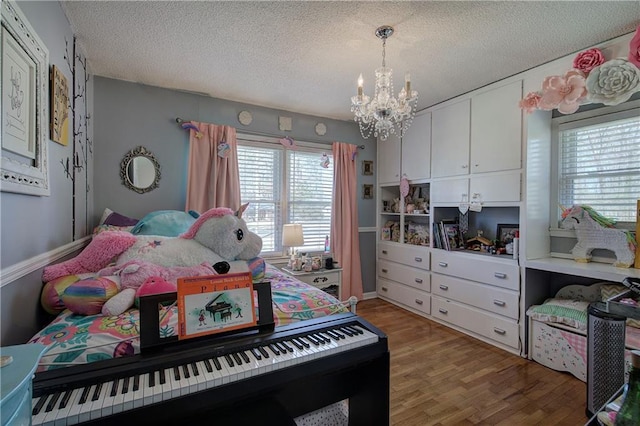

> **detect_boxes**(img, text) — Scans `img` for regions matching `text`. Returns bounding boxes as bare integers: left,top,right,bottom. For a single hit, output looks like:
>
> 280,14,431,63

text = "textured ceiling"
60,1,640,121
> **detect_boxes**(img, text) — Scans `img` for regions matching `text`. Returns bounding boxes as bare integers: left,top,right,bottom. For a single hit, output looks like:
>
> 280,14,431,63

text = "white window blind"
238,141,333,255
558,115,640,223
287,150,333,251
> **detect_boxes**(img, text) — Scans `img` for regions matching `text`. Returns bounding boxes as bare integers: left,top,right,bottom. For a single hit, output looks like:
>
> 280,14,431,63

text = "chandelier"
351,25,418,141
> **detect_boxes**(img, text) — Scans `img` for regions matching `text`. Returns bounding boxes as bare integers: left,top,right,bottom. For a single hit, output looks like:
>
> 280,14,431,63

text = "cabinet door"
471,81,523,174
430,178,469,204
431,99,470,178
402,111,431,180
470,171,521,203
377,133,401,184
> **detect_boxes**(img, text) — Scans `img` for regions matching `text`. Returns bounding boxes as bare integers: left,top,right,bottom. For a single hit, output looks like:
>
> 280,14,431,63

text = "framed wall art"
363,184,374,199
50,64,69,146
362,160,373,175
1,0,50,196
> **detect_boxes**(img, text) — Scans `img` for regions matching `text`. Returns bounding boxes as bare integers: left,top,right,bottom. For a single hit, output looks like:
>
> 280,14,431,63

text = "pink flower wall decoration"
629,26,640,69
538,70,587,114
518,92,542,114
573,48,605,74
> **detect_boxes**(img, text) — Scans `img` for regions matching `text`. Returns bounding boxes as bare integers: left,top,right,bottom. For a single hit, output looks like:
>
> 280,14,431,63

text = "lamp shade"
282,224,304,247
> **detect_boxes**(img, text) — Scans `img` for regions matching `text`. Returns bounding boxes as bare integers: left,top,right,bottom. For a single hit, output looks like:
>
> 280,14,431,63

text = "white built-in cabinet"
376,77,525,357
401,111,431,181
431,100,470,178
470,80,523,173
377,133,401,184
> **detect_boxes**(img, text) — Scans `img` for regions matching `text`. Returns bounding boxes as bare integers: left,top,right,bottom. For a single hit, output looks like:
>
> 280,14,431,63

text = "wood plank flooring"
355,298,587,426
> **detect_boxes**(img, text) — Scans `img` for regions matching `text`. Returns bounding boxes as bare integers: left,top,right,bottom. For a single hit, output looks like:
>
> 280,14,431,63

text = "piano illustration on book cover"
177,272,257,340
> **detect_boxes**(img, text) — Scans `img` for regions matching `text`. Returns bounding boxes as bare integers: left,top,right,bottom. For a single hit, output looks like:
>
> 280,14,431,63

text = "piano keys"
31,312,389,426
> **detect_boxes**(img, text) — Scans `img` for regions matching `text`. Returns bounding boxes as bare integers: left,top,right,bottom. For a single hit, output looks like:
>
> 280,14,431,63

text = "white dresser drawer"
378,260,431,292
431,296,519,349
431,250,519,290
378,278,431,315
432,274,518,319
293,269,341,287
378,243,430,270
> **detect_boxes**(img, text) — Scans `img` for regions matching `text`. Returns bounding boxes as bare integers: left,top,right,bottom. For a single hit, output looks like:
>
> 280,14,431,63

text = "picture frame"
1,1,50,196
363,184,373,199
50,64,69,146
362,160,373,175
496,223,519,246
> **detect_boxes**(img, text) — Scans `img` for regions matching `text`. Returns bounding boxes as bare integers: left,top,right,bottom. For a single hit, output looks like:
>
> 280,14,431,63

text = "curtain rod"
175,117,365,149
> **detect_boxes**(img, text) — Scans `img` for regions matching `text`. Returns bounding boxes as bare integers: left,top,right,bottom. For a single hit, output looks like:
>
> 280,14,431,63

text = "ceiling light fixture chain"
351,25,418,141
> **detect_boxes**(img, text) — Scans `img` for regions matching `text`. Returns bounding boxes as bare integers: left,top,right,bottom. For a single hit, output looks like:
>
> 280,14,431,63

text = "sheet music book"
177,272,257,340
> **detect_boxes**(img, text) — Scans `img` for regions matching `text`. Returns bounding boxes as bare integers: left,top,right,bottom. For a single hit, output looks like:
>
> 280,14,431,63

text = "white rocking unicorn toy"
560,205,636,268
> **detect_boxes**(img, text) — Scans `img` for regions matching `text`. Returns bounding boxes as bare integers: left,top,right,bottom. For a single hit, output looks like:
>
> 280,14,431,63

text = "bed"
527,282,640,382
26,209,368,425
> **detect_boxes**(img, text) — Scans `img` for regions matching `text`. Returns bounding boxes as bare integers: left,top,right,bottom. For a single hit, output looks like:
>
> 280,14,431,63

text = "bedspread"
29,263,348,371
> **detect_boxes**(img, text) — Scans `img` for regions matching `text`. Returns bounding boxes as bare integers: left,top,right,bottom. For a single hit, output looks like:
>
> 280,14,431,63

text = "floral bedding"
29,263,348,371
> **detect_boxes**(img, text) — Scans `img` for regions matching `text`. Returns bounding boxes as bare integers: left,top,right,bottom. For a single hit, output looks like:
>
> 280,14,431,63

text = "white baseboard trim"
0,236,91,288
361,291,378,300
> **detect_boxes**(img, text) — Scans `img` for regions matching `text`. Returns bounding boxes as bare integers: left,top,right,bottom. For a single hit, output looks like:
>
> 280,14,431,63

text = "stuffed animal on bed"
43,204,262,282
98,260,219,316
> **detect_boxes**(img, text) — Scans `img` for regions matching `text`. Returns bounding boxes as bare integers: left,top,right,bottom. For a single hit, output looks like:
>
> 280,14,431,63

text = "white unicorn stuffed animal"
560,205,636,268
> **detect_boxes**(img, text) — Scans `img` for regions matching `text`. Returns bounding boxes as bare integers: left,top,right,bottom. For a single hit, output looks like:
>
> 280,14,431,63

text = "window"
237,136,333,255
554,108,640,224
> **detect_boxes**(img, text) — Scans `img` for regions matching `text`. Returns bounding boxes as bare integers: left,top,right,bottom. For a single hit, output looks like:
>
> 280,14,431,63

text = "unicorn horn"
559,204,567,213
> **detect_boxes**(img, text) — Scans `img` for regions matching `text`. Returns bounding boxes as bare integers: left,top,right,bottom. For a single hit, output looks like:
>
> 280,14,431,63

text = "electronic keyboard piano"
31,312,389,426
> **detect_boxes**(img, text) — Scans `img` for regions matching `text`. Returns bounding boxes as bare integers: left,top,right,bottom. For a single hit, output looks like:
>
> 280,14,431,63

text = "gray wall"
1,1,94,345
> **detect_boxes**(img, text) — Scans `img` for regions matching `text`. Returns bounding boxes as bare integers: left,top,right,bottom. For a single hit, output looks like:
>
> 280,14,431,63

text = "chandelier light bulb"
351,25,419,141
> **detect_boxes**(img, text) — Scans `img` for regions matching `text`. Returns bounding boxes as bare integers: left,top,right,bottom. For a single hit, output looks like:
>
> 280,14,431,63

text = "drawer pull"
382,250,388,254
381,268,388,273
438,262,448,268
493,300,506,307
415,278,423,284
493,327,506,335
494,272,507,279
415,299,424,305
381,287,388,292
438,308,448,314
439,285,449,291
313,277,328,283
414,257,423,263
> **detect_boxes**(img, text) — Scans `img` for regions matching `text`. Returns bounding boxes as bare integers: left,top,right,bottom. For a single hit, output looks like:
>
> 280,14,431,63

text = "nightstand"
1,343,47,426
280,267,342,299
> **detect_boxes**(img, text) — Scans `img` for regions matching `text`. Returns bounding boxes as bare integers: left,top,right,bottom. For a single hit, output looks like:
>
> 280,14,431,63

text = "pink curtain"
185,122,240,213
331,142,363,301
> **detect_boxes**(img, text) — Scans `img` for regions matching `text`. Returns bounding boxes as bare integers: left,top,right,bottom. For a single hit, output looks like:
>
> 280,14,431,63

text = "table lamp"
282,224,304,256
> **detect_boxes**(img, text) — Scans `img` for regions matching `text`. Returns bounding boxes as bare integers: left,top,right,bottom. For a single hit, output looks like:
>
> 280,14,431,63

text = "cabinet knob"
474,164,479,167
493,300,506,307
493,327,506,335
494,272,507,279
415,299,424,305
461,164,468,169
438,262,448,267
381,268,388,273
438,308,448,315
415,278,423,284
439,284,449,291
381,286,388,292
382,250,388,254
414,257,423,262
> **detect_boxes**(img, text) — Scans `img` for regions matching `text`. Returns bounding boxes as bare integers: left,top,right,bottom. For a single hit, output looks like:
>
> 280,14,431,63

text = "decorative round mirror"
120,146,161,194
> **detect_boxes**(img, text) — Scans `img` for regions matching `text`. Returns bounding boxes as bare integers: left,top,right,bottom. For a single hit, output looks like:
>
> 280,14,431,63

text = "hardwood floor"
355,298,587,426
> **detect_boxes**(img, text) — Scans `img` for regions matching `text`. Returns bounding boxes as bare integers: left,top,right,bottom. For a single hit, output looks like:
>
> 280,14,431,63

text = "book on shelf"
435,218,465,251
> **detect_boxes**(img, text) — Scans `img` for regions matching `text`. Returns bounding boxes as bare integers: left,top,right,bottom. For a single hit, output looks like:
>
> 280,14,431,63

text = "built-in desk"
521,257,640,357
